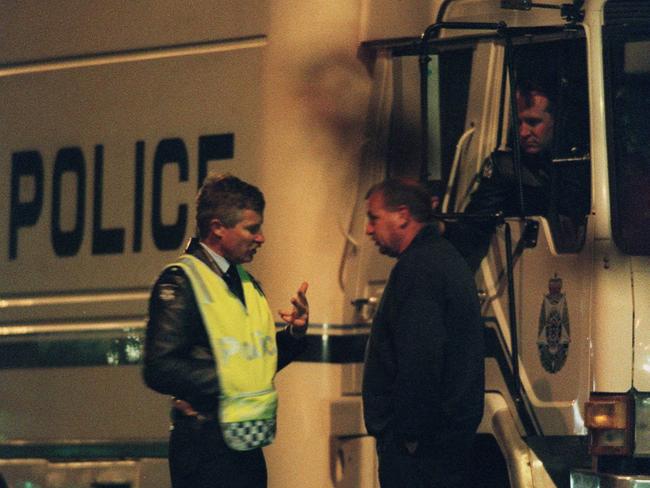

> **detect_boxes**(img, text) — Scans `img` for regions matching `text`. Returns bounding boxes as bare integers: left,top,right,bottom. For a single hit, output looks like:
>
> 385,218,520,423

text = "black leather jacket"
143,238,306,414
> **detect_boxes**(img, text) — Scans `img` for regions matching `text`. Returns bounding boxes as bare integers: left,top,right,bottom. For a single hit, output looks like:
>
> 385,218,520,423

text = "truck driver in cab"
445,79,590,271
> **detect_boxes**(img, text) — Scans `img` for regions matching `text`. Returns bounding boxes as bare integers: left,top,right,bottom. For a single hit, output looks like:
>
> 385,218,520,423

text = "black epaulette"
248,273,266,296
487,150,515,178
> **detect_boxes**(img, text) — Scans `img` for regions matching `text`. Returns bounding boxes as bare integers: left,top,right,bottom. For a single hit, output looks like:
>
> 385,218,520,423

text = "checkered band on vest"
222,418,277,451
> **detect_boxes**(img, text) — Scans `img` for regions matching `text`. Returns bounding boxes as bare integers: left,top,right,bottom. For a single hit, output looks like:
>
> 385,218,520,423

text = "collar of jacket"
184,237,266,296
184,237,226,279
398,224,440,259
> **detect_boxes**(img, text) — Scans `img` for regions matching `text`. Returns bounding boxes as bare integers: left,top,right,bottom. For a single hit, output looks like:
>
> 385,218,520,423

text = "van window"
605,32,650,255
508,37,591,253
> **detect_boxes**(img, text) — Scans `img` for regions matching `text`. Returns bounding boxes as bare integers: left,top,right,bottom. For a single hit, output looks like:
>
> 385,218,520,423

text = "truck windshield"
606,31,650,255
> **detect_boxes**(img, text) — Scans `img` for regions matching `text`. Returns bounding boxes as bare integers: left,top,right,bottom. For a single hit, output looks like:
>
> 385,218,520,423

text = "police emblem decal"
537,275,571,373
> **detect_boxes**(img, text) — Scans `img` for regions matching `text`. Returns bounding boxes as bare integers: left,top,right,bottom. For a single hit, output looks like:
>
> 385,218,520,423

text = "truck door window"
509,37,591,253
386,47,473,185
605,32,650,255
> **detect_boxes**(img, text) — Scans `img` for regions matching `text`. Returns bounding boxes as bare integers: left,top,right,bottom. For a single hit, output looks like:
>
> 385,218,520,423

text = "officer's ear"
209,218,227,239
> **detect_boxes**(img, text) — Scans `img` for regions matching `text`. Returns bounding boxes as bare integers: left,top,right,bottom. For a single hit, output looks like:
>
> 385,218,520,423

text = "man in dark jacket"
362,178,484,488
143,174,309,488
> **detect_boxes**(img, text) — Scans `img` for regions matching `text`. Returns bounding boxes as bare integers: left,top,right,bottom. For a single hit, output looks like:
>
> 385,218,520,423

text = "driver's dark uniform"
446,150,589,271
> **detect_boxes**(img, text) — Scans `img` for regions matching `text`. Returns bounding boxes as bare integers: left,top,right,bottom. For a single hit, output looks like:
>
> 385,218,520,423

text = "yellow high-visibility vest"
170,254,278,451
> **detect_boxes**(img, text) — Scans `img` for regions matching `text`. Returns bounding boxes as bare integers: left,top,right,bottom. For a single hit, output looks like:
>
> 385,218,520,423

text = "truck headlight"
585,394,632,455
634,392,650,456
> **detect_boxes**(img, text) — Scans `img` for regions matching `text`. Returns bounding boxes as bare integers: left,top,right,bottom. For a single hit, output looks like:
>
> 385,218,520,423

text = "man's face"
216,209,265,264
517,90,555,155
366,192,403,258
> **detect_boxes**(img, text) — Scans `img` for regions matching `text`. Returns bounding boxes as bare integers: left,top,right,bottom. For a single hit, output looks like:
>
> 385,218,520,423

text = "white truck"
369,0,649,486
0,0,648,487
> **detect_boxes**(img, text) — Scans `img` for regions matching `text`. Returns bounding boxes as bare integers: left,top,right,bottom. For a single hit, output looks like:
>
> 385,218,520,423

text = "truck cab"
354,0,650,485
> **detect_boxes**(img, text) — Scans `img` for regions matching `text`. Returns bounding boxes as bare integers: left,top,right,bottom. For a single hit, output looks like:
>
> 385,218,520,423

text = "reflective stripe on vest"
169,255,278,449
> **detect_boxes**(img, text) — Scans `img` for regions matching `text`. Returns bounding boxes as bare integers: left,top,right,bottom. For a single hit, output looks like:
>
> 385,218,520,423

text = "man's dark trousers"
376,431,474,488
169,416,267,488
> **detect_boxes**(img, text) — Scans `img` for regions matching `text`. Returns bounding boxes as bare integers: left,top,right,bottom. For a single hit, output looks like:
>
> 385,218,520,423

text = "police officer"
143,174,309,488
